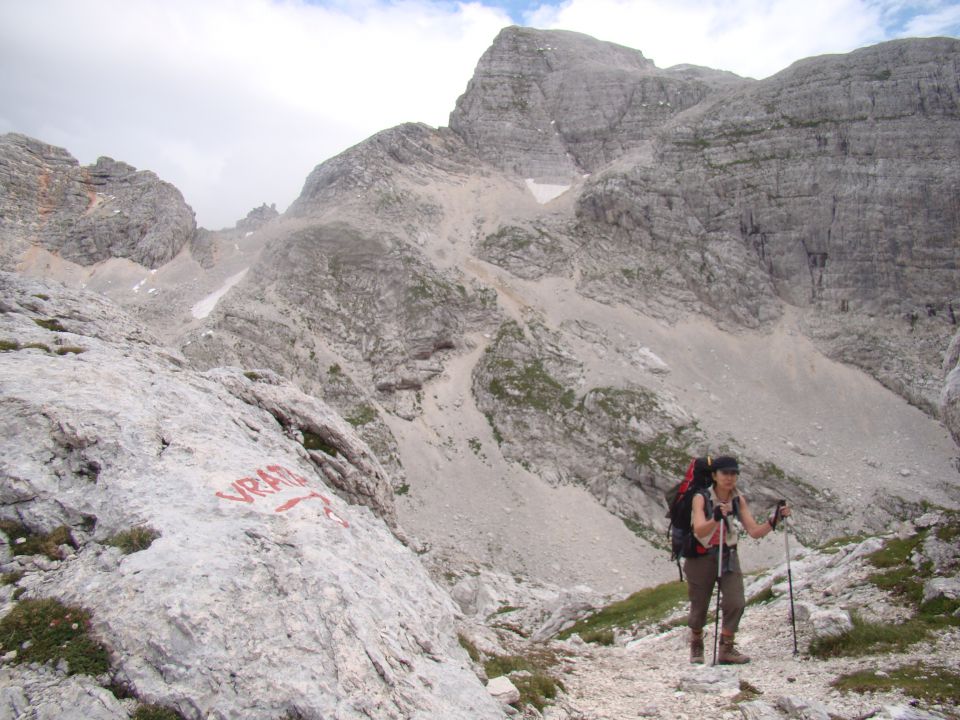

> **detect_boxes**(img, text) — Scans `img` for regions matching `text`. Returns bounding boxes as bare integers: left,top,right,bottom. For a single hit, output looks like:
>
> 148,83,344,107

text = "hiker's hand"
769,503,791,529
713,502,732,520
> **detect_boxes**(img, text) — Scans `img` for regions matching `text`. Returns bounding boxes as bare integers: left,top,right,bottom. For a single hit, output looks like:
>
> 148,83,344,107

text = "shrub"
0,521,76,560
346,405,377,427
105,526,160,554
0,598,110,675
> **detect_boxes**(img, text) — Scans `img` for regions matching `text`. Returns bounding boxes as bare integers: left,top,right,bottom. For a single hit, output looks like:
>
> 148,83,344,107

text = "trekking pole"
712,514,725,666
779,500,798,656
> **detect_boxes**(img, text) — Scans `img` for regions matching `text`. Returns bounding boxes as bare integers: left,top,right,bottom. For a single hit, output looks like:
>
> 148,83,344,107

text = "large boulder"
0,272,502,719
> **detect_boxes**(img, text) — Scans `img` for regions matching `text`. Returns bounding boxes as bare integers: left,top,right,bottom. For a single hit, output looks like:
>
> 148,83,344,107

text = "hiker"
685,456,790,664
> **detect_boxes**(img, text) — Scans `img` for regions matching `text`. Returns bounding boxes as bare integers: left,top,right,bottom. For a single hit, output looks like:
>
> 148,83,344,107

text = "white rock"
922,576,960,604
487,675,521,705
677,666,740,696
777,695,833,720
869,705,951,719
809,608,853,639
739,700,782,720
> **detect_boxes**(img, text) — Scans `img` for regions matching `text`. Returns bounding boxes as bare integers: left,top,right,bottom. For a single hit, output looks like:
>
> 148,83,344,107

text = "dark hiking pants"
684,548,745,634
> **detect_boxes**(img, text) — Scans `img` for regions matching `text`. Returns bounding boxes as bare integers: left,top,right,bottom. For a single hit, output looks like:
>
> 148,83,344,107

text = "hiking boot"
718,634,750,664
689,629,704,664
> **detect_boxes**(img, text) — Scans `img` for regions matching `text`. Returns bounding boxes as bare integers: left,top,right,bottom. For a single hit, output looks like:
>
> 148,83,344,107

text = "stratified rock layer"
0,134,196,268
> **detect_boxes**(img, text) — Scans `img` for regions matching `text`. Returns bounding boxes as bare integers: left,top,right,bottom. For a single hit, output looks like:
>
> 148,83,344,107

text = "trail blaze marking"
215,464,349,526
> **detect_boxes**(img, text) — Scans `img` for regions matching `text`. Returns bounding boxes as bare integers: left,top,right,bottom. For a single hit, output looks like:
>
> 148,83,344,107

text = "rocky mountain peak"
0,133,196,270
449,26,741,179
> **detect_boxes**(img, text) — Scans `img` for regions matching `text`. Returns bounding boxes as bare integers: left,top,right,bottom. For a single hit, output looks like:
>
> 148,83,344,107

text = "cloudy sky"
2,1,958,229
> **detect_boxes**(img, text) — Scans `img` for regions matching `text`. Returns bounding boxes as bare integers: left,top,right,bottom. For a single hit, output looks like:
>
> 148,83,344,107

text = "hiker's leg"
684,556,715,632
717,552,750,664
719,551,745,634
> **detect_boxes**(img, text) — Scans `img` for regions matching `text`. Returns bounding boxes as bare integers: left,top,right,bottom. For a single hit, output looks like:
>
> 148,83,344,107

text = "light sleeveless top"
693,486,740,549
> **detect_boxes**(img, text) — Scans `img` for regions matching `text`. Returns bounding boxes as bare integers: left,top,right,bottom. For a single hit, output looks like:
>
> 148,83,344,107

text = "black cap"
712,456,740,473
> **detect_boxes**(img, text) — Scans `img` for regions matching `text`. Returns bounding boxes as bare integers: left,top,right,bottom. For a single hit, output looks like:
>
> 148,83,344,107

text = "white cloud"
0,1,956,229
0,0,509,228
524,0,889,78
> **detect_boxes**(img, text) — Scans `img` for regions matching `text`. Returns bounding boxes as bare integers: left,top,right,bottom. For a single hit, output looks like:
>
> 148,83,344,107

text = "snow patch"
191,268,249,320
524,179,571,204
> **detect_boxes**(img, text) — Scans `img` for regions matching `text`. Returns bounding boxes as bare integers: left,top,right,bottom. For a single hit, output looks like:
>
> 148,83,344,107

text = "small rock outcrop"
0,133,196,269
941,329,960,448
0,272,502,719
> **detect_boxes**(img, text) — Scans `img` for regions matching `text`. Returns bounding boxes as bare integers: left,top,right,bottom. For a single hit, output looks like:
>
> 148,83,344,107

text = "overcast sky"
1,1,958,229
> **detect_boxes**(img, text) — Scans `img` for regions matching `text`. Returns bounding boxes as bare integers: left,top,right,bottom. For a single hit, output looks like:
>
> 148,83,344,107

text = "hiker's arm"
691,494,718,538
740,497,790,538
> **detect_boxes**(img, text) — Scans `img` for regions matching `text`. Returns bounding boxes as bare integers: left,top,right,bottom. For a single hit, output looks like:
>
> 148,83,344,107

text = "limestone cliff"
0,134,196,269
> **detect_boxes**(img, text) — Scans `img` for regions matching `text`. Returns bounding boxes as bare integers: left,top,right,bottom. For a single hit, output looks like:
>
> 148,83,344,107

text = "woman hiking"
686,455,790,664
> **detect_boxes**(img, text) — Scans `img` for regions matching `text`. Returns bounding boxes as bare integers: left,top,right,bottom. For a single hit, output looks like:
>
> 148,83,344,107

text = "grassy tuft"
832,663,960,705
511,672,562,711
808,612,934,659
346,404,377,427
457,633,481,663
133,705,187,720
580,628,616,646
483,650,565,712
33,318,67,332
300,430,339,456
55,346,85,355
0,598,110,675
1,571,24,586
0,521,76,560
558,581,687,640
105,526,160,554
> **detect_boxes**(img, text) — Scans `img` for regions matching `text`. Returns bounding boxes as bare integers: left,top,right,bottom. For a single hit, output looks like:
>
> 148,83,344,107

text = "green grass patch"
558,581,687,640
483,650,565,712
832,663,960,705
33,318,67,332
0,339,19,352
580,628,615,645
488,358,575,412
300,430,339,456
511,672,562,711
0,598,110,675
1,571,24,586
55,346,85,355
32,293,50,301
133,705,186,720
808,612,937,659
630,432,691,475
346,404,377,427
395,483,410,496
0,521,76,560
457,633,481,663
105,526,160,554
468,437,483,455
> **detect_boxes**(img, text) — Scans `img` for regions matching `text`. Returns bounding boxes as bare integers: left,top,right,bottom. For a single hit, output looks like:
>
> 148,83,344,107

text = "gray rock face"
941,329,960,447
452,30,960,407
0,134,196,268
0,272,503,719
450,26,744,179
235,202,279,232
